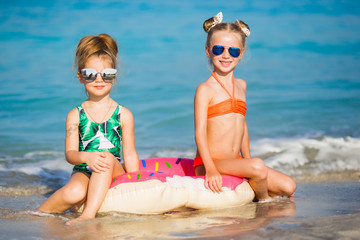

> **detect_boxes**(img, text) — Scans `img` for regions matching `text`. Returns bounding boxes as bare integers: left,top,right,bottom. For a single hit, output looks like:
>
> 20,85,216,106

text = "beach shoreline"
1,180,359,239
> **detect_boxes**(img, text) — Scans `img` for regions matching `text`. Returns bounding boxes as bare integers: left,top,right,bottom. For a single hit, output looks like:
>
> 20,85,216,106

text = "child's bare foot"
65,215,93,226
255,196,273,203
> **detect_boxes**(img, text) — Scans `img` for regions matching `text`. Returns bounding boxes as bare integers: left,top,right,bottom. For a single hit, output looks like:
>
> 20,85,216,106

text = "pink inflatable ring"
85,158,255,214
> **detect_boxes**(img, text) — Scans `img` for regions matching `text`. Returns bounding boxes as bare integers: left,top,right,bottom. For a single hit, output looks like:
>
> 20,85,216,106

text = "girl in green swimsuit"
38,34,139,225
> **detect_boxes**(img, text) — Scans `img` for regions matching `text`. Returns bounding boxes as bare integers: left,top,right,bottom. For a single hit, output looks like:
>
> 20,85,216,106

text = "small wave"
23,210,69,221
0,150,71,183
252,136,360,179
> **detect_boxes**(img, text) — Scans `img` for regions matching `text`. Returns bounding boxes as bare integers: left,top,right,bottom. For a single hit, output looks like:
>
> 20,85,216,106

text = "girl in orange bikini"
194,12,296,201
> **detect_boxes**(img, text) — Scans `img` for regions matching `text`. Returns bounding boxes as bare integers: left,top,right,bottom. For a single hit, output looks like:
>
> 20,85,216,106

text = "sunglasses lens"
229,47,241,58
212,45,241,57
212,45,225,55
81,68,97,82
81,68,117,82
101,69,117,82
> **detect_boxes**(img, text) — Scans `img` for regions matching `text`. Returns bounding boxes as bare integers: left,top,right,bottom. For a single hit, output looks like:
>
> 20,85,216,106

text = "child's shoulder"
69,103,85,114
69,106,81,115
109,101,131,119
119,105,131,115
196,77,218,92
235,77,247,84
66,102,88,121
66,107,80,123
235,77,247,90
119,106,134,127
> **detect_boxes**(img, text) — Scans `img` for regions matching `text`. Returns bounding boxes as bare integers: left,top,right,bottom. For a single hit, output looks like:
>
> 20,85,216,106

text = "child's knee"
62,183,87,203
283,177,296,196
102,152,117,167
251,158,268,180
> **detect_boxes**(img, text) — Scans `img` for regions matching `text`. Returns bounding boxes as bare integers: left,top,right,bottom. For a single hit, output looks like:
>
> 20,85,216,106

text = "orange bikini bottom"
193,155,242,168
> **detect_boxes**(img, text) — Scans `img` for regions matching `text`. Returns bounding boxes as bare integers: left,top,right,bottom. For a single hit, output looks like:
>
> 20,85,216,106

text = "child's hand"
205,169,223,193
86,152,113,173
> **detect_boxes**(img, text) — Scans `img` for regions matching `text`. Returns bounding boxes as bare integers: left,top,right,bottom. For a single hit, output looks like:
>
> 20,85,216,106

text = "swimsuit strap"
211,71,235,99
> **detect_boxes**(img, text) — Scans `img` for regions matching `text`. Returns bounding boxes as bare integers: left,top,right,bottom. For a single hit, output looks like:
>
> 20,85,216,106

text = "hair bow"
210,12,223,30
234,19,251,37
241,26,250,37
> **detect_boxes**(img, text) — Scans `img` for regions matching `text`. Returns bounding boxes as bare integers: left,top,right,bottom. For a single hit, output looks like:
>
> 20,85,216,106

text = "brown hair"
75,33,118,72
203,16,250,50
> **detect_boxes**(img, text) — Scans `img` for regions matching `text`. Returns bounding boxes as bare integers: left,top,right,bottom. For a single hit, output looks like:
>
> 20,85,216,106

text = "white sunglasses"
80,68,117,82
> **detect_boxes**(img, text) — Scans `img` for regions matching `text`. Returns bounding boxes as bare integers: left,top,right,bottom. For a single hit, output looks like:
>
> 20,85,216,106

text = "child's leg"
266,167,296,197
214,157,270,201
66,155,125,225
38,172,89,212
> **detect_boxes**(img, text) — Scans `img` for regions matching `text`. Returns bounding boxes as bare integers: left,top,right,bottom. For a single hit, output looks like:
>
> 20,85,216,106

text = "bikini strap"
211,71,235,99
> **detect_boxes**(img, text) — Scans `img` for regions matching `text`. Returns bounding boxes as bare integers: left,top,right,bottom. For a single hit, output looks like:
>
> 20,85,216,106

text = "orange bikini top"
207,72,247,119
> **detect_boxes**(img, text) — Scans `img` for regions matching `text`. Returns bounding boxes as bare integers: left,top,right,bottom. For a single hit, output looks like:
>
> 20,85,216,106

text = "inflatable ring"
91,158,254,214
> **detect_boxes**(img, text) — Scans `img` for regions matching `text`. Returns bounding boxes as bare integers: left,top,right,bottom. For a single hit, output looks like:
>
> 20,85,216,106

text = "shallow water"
1,182,359,239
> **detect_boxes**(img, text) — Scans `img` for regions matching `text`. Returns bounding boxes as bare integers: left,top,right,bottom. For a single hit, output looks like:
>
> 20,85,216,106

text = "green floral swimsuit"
73,105,122,174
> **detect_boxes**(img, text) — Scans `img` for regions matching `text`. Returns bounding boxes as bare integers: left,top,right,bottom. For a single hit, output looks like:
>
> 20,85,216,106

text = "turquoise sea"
0,0,359,239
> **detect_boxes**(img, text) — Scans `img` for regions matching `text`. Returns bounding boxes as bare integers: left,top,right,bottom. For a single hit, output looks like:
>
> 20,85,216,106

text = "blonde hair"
203,16,250,50
75,33,118,72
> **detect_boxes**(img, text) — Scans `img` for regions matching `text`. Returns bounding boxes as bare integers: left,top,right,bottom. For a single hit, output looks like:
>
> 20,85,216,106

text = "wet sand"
233,212,360,240
1,181,359,239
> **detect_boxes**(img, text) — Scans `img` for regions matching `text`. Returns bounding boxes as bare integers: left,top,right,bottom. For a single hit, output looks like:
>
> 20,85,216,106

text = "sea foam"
252,136,360,176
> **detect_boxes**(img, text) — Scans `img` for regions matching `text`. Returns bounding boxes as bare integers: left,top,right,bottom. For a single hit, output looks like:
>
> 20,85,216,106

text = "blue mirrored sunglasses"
80,68,117,82
212,45,241,58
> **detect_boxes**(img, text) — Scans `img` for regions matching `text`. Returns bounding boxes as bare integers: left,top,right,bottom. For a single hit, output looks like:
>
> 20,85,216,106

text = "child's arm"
64,108,111,173
194,83,223,193
240,121,251,158
121,107,139,173
239,79,251,158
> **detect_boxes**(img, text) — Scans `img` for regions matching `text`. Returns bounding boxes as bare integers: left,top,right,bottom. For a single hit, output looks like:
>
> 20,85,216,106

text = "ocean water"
0,0,359,214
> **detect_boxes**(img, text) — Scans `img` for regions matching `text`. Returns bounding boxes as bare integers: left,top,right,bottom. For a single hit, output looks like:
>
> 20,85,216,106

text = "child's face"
206,30,243,73
79,55,114,98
